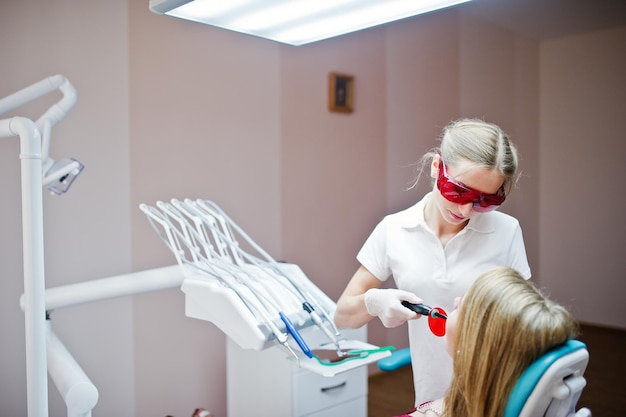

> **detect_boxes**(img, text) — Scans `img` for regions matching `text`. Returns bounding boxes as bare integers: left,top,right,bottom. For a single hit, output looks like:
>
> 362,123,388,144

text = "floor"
368,323,626,417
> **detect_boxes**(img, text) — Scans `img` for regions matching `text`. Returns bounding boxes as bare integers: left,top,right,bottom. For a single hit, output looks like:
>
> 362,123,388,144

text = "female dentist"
334,118,531,410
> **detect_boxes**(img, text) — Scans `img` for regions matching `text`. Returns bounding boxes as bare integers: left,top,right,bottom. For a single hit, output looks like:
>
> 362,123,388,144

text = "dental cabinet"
227,326,368,417
142,200,389,416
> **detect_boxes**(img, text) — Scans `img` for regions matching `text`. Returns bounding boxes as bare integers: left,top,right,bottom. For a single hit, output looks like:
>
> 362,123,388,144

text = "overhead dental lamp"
42,158,84,195
149,0,472,46
0,74,84,195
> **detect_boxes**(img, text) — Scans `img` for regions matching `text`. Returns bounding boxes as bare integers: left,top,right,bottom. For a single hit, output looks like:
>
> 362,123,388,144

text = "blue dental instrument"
280,312,312,358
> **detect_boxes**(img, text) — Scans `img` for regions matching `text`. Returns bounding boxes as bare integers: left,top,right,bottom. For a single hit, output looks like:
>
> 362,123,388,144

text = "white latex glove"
364,288,422,328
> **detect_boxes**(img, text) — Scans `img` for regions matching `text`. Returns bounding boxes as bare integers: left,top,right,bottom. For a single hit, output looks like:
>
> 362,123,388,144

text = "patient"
401,267,579,417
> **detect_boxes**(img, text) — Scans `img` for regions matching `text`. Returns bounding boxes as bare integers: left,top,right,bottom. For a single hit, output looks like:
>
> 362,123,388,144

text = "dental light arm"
0,74,77,127
1,75,83,417
0,74,84,196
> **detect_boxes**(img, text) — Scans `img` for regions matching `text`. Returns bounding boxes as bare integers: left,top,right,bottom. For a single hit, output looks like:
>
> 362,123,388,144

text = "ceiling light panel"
150,0,471,46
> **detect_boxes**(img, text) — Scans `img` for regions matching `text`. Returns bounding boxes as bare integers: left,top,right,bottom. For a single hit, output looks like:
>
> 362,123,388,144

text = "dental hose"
239,255,343,355
143,203,302,360
161,198,340,358
187,255,302,360
302,301,343,354
196,199,344,353
188,246,308,360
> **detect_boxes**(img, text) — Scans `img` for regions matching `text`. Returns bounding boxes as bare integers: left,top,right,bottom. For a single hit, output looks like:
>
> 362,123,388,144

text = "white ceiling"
457,0,626,40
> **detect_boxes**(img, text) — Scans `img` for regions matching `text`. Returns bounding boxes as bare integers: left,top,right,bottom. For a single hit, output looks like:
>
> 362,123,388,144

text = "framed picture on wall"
328,72,354,113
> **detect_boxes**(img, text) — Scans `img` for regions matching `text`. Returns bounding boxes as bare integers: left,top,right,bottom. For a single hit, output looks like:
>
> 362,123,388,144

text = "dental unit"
141,198,392,369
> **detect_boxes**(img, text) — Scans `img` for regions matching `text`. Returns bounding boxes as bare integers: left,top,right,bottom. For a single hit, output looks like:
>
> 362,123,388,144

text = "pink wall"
459,13,542,287
1,1,624,416
128,3,283,416
280,29,388,311
0,1,133,416
539,26,626,328
385,12,461,214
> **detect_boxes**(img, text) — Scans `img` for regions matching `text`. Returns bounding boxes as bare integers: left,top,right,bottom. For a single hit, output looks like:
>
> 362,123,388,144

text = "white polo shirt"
357,193,531,405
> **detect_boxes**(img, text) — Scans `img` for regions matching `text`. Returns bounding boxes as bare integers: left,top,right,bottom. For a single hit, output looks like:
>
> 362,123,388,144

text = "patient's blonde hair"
443,267,578,417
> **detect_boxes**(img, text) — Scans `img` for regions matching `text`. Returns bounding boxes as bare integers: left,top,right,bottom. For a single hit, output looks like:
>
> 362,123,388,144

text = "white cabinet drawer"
293,366,367,416
303,395,366,417
228,327,369,417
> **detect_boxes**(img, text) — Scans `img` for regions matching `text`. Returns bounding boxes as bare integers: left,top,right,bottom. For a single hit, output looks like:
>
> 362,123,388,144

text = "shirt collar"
397,193,430,229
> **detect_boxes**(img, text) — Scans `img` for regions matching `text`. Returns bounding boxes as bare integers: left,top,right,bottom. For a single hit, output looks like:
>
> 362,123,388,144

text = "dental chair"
377,339,591,417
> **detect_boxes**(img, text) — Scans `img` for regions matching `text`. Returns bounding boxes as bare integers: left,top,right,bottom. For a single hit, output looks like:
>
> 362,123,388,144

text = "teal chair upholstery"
377,347,412,372
377,340,591,417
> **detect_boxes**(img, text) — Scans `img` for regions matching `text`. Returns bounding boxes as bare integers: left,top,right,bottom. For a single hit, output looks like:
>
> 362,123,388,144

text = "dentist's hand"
364,288,422,328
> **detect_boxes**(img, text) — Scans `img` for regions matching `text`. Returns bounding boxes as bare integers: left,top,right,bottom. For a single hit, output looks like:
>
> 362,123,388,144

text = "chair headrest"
504,339,588,417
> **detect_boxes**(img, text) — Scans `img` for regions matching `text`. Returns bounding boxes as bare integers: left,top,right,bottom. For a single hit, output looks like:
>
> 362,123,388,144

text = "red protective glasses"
437,159,505,212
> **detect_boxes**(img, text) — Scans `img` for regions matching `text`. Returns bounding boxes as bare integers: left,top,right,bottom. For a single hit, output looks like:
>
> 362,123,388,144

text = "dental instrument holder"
180,262,329,351
142,199,391,376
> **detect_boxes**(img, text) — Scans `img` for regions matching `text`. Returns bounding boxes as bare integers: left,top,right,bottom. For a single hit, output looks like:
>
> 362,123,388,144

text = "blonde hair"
410,118,520,194
443,267,578,417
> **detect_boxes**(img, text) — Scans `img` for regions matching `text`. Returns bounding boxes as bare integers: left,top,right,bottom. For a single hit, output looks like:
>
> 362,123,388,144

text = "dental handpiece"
401,301,447,320
302,302,343,354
